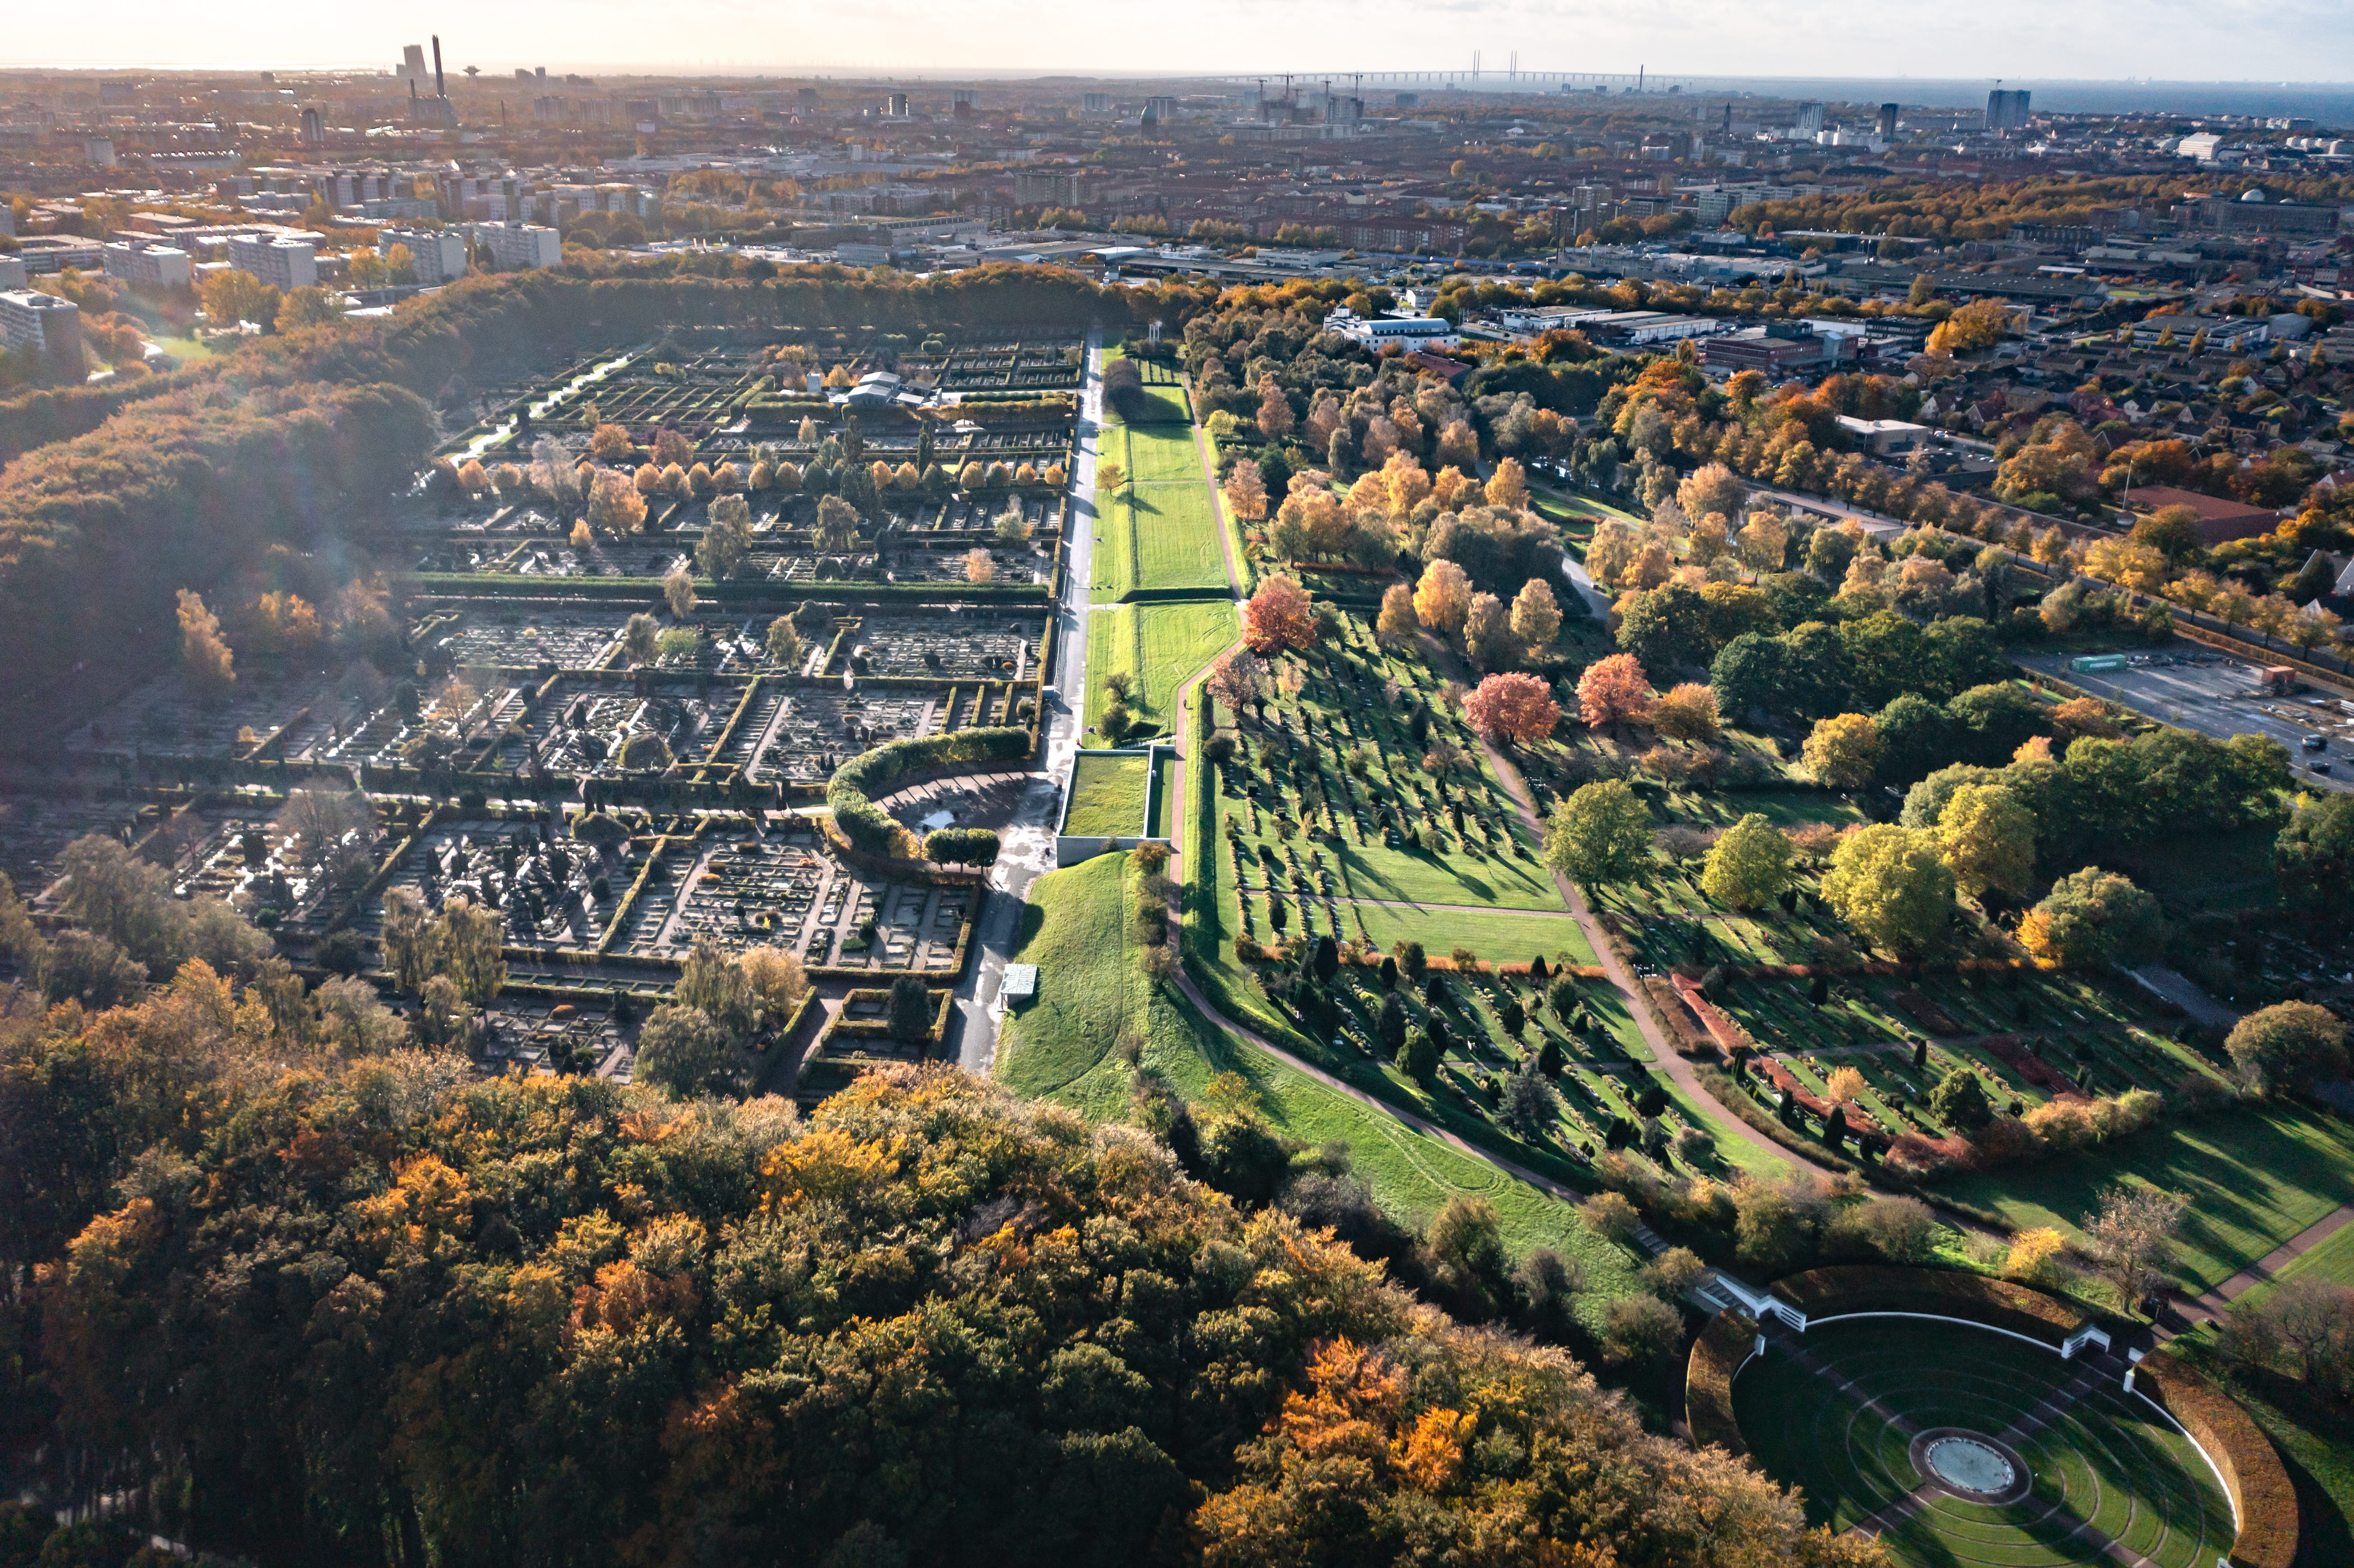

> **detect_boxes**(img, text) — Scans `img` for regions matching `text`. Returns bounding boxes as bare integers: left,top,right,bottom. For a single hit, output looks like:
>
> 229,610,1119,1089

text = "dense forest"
0,978,1879,1568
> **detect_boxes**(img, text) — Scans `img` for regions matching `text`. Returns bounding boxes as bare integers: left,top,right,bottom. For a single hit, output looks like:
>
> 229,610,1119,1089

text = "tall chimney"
432,36,446,99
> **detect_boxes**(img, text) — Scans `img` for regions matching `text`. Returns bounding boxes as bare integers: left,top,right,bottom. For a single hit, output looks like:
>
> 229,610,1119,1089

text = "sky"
4,0,2350,88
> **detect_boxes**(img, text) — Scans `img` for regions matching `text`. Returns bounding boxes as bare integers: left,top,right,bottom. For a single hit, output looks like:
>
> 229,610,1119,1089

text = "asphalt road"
2020,646,2354,793
947,326,1101,1074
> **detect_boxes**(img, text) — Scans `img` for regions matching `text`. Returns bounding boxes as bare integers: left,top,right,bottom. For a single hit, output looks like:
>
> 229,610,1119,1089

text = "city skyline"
4,0,2352,85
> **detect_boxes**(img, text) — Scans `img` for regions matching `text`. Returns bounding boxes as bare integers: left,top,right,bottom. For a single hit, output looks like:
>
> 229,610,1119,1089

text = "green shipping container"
2070,654,2129,673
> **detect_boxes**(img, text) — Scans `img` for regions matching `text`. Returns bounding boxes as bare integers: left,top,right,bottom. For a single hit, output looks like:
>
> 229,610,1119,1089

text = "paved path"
2180,1203,2354,1327
2125,965,2240,1031
947,325,1103,1077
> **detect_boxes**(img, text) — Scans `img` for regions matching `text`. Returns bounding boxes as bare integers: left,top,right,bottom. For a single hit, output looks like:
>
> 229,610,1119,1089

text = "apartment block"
0,289,84,369
226,234,320,290
463,223,562,270
379,227,469,284
100,242,193,290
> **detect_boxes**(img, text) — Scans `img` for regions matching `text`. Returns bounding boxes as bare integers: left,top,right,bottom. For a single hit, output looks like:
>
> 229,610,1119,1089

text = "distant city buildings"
1986,89,2033,131
379,228,469,283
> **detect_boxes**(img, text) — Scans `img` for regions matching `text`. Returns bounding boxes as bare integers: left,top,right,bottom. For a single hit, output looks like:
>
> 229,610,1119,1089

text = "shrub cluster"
826,726,1031,853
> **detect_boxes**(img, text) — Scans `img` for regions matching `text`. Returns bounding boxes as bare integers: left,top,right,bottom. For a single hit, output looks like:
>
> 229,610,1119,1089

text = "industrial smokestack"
432,36,446,99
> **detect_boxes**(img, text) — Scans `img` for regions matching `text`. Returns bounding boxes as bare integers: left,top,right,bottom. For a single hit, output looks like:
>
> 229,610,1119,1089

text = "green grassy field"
1082,599,1238,746
1090,423,1226,599
999,843,1648,1325
1334,901,1597,969
1329,835,1568,912
1736,1319,2235,1567
2275,1216,2354,1288
1064,751,1150,837
1939,1104,2354,1293
146,334,216,362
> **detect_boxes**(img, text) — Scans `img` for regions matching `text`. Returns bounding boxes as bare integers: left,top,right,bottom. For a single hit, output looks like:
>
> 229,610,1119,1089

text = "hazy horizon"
2,0,2351,91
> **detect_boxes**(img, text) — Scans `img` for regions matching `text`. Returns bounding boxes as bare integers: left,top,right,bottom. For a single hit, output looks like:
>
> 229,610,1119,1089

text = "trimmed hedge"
1684,1310,1756,1458
1768,1265,2096,1348
2135,1352,2299,1568
922,825,1002,866
827,726,1032,853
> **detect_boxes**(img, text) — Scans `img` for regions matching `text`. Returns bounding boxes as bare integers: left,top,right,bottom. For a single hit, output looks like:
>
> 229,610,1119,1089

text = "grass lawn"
1122,422,1205,485
1092,423,1225,599
1001,847,1648,1325
1150,750,1176,839
997,855,1133,1099
146,334,216,362
1335,901,1598,969
1128,482,1227,594
1331,835,1568,911
2236,1213,2354,1310
1064,751,1150,837
1082,600,1238,745
1939,1104,2354,1293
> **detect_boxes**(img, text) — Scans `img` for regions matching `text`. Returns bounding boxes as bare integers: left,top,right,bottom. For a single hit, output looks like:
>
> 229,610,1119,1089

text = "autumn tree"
176,589,234,696
589,423,634,462
1205,646,1268,717
1413,560,1473,635
813,494,861,553
697,493,753,579
1803,712,1882,789
1701,814,1794,909
765,617,805,669
1462,674,1560,747
1463,592,1518,670
1255,379,1295,441
663,568,697,618
1222,457,1268,523
1650,683,1721,743
1509,578,1562,652
1576,653,1653,729
2224,1001,2349,1097
1935,782,2035,900
1376,582,1419,646
1486,456,1530,511
1676,462,1748,527
1821,825,1954,955
1242,574,1318,655
1544,780,1651,886
587,468,647,535
2019,867,2161,969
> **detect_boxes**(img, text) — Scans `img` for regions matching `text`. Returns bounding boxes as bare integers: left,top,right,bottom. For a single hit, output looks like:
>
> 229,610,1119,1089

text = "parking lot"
2021,642,2354,793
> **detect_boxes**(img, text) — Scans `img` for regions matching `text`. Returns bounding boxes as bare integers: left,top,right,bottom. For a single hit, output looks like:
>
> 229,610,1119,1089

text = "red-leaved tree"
1577,653,1654,729
1242,573,1319,655
1463,673,1561,747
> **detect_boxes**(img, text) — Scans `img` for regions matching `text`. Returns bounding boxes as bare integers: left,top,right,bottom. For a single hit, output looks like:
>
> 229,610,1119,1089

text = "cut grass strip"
1064,750,1150,837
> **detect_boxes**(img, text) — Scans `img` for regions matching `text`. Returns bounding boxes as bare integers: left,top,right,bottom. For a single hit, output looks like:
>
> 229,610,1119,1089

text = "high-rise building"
379,228,469,283
1876,103,1899,140
227,234,319,291
0,290,83,373
1795,102,1825,134
398,44,428,81
1986,89,2032,131
1145,95,1178,122
99,242,192,290
888,92,910,117
1082,92,1112,116
301,106,325,145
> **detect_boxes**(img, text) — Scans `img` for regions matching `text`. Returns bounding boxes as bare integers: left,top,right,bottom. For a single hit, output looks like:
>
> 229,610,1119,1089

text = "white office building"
1322,307,1459,351
0,256,25,290
379,227,468,284
100,242,193,290
226,234,319,290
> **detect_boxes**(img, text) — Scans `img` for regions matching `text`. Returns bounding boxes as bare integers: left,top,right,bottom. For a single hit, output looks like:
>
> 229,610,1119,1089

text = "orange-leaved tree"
1242,573,1319,655
1462,673,1561,747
